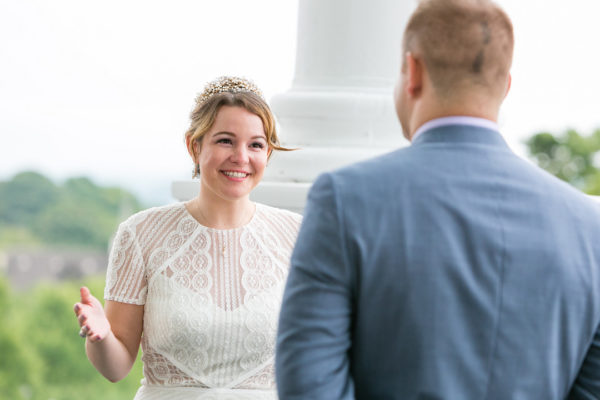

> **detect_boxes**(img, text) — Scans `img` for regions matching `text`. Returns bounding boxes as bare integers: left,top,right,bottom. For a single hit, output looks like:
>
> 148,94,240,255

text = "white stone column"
172,0,415,213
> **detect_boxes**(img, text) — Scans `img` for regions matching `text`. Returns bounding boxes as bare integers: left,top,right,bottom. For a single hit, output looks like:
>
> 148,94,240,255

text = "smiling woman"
183,76,293,228
73,76,303,399
193,106,269,206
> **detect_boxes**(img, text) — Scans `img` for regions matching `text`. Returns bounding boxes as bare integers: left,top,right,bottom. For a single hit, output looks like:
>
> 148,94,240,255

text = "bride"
73,76,302,399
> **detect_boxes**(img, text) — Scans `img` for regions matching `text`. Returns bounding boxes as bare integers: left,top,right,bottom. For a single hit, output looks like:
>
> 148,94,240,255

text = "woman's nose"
230,145,249,164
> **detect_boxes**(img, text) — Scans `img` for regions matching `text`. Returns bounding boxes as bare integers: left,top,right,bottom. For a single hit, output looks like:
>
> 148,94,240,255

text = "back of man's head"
404,0,514,101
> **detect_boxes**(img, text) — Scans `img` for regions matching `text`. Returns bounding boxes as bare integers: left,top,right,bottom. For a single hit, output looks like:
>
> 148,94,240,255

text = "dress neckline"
179,201,261,233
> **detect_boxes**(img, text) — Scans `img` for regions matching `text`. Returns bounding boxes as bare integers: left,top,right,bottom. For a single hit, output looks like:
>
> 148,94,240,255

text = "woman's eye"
216,138,232,145
251,142,265,149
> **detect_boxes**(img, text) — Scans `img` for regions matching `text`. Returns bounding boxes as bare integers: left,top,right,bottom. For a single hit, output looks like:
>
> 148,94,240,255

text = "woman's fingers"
79,325,88,338
88,333,104,342
80,286,92,303
75,287,110,341
80,287,103,309
79,324,105,342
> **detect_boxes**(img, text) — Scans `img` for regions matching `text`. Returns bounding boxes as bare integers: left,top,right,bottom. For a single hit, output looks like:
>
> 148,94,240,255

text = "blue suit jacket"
276,125,600,399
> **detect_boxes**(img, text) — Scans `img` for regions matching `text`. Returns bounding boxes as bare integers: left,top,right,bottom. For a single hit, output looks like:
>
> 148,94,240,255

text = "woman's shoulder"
255,203,303,229
119,202,187,231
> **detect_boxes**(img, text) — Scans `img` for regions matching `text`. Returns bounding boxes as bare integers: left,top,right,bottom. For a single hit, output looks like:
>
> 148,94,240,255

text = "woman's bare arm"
74,287,143,382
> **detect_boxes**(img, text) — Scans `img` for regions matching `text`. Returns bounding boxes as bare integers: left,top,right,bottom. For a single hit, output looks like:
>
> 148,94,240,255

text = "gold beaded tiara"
196,76,264,105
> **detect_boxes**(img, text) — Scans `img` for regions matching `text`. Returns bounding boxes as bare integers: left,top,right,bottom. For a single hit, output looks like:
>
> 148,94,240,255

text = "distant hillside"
0,171,142,250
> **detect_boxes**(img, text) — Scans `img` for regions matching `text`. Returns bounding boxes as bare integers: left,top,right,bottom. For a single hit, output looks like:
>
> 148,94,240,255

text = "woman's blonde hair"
185,76,291,177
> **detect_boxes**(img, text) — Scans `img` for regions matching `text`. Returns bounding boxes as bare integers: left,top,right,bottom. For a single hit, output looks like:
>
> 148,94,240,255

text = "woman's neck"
186,192,256,229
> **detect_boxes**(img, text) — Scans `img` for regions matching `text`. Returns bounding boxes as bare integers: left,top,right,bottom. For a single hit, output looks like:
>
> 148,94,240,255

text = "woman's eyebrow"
213,131,235,137
212,131,266,140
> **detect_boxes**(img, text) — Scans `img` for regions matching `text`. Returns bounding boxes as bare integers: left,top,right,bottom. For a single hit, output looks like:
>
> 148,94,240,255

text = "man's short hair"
403,0,514,98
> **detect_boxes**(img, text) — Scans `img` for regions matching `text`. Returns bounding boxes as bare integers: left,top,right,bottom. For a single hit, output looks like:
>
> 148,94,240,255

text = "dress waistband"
134,385,277,400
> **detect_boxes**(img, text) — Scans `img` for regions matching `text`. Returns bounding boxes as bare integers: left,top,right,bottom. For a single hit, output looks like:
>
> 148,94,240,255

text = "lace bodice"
104,202,302,399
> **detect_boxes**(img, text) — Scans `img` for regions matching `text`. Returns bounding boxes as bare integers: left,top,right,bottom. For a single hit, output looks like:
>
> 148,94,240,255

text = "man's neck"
407,95,500,141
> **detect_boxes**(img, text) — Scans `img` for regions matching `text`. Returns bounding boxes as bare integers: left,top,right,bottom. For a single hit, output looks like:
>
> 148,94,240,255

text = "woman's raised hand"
74,286,111,342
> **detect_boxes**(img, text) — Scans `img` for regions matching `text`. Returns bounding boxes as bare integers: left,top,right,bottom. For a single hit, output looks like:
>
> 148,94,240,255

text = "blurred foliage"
0,171,142,250
0,171,147,398
526,128,600,195
0,275,143,400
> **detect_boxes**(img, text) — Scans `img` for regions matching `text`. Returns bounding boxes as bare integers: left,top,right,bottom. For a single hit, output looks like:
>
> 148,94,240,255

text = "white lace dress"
103,202,302,399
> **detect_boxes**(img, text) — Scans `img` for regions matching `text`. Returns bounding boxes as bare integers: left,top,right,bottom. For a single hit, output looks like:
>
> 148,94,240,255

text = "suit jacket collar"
411,124,509,149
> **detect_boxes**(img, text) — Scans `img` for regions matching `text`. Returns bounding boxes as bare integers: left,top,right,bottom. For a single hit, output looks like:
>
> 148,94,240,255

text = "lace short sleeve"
104,218,147,305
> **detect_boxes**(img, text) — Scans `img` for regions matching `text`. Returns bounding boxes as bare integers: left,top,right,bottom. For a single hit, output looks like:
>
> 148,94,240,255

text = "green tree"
0,278,42,399
0,276,143,400
0,171,59,227
33,199,117,249
0,172,142,250
526,128,600,195
63,177,140,218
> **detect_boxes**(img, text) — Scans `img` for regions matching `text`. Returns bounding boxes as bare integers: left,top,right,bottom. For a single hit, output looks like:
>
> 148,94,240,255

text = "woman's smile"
221,170,251,181
195,105,269,202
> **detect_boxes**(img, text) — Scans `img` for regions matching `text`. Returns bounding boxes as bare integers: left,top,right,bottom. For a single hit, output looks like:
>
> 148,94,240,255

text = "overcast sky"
1,0,599,204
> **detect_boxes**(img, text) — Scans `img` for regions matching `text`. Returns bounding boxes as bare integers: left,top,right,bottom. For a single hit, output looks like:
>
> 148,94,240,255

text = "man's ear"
405,52,423,98
504,72,512,98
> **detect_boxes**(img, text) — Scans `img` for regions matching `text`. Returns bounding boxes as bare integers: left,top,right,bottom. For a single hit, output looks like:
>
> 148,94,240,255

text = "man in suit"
275,0,600,398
